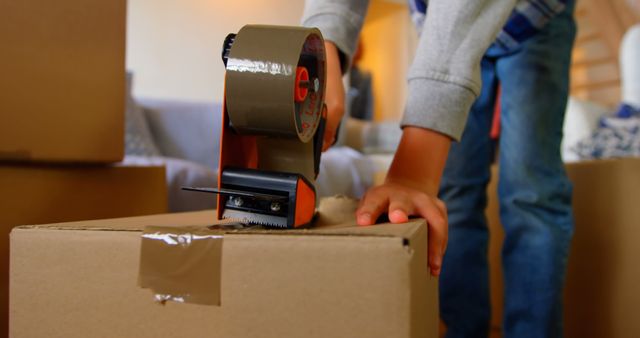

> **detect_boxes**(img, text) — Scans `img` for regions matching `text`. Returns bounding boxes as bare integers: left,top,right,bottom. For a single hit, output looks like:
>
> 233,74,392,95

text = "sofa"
125,95,376,212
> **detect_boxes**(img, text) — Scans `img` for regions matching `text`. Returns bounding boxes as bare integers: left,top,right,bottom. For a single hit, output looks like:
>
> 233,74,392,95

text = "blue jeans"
438,4,576,338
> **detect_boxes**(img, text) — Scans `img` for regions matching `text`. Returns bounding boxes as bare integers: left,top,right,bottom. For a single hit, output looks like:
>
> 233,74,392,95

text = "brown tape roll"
225,25,326,143
225,25,326,182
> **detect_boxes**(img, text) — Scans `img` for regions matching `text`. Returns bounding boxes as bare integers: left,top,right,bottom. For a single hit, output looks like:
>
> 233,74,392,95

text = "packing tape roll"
225,25,326,143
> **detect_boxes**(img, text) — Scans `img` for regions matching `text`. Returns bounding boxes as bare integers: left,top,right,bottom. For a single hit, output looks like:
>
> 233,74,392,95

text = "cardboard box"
0,164,167,227
564,159,640,338
10,199,438,338
1,163,167,337
487,159,640,337
0,0,126,163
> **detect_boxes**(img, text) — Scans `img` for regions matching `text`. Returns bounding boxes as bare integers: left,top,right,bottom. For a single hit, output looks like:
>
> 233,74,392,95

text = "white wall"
126,0,305,102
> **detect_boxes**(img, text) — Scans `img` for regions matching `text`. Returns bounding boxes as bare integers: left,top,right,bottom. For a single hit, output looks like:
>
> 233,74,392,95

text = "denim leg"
495,5,576,338
439,57,498,338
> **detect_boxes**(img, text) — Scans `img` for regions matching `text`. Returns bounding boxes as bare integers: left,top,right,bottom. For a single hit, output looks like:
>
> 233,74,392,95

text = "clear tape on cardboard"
138,225,223,306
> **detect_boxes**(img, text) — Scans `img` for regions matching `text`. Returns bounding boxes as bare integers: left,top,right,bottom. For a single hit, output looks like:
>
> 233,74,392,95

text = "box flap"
14,196,424,240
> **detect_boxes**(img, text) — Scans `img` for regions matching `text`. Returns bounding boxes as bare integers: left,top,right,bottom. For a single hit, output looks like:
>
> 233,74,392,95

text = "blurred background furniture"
127,93,376,212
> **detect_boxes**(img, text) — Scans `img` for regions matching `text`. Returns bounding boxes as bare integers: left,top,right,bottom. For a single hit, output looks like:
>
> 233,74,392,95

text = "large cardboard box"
1,163,167,337
10,201,438,338
487,158,640,337
563,159,640,337
0,0,126,163
0,164,168,227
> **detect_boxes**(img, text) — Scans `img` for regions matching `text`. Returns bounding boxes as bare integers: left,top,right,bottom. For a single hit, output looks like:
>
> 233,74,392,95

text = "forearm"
386,127,450,196
402,0,516,140
321,41,346,150
301,0,370,71
358,126,451,275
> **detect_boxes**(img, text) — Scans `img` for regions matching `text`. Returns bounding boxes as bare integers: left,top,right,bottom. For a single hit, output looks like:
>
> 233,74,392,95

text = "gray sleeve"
401,0,516,140
301,0,370,70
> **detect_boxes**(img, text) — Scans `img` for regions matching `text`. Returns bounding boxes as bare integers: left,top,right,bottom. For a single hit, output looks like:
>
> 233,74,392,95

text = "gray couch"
128,97,376,212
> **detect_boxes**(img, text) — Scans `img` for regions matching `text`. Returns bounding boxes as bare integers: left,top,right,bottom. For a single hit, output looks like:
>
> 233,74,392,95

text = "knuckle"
413,193,430,207
435,199,447,213
432,217,447,230
370,185,386,195
359,195,384,213
432,213,446,226
390,191,409,203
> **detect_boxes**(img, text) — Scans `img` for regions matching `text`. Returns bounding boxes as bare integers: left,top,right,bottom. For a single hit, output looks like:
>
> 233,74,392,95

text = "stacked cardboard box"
487,159,640,338
0,164,168,336
0,0,168,336
0,0,126,163
10,200,439,338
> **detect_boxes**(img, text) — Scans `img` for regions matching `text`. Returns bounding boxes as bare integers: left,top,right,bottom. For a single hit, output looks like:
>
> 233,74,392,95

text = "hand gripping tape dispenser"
184,25,327,228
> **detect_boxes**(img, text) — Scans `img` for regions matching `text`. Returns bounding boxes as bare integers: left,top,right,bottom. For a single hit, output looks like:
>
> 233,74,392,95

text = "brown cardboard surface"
0,163,167,337
22,197,423,239
486,158,640,337
10,198,438,338
0,164,167,227
564,159,640,338
0,0,126,163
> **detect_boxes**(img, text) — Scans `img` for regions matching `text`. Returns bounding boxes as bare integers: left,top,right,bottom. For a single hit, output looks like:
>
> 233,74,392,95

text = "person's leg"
439,56,498,338
495,3,576,338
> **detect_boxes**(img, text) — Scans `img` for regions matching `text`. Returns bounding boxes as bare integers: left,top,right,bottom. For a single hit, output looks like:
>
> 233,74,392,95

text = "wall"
126,0,305,102
358,1,416,121
127,0,416,124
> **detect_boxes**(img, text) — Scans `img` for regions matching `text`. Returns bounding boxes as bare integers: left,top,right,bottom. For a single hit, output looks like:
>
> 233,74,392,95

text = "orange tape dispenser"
184,25,327,228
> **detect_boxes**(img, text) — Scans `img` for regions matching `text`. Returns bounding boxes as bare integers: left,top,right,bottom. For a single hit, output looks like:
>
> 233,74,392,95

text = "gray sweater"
302,0,516,140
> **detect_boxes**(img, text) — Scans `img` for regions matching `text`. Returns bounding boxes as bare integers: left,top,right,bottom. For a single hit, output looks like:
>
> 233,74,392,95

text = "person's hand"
322,41,345,151
356,127,452,276
356,180,448,276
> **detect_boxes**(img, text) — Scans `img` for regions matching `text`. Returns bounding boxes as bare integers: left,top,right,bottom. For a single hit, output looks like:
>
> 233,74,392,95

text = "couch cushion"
125,74,161,157
138,98,221,170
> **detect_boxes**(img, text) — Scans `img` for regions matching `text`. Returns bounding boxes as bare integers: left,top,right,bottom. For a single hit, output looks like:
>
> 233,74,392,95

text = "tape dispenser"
184,25,327,228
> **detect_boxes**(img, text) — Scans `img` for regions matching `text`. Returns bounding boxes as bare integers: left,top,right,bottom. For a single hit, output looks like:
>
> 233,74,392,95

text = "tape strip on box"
138,225,223,306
